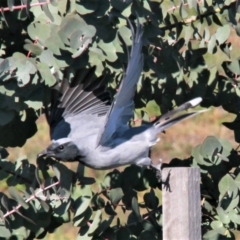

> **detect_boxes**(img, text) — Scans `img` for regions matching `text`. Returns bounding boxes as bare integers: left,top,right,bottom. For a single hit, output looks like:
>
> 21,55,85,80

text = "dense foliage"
0,0,240,239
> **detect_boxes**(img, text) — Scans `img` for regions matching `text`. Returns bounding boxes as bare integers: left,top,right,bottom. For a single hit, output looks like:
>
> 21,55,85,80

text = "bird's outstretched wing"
45,67,111,133
96,20,144,147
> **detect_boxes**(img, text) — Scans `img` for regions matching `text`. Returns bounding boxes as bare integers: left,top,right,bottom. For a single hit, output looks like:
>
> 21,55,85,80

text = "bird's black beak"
37,149,48,158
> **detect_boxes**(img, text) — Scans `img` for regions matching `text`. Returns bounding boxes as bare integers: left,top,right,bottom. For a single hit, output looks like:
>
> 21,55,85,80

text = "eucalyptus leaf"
131,197,142,221
215,25,231,45
23,44,42,56
0,110,14,126
179,3,188,18
199,136,222,161
0,221,11,238
9,187,29,209
216,206,230,224
229,210,240,224
37,62,56,87
87,210,102,235
218,174,235,199
74,196,91,218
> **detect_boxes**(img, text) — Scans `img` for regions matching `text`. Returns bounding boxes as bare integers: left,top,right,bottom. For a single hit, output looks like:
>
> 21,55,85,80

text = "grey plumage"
38,22,205,170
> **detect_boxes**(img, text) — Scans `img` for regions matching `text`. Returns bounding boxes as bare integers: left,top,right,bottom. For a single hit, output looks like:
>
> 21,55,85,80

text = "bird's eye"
58,145,64,150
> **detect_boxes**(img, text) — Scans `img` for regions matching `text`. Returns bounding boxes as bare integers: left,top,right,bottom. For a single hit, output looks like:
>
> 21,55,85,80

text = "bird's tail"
153,97,206,132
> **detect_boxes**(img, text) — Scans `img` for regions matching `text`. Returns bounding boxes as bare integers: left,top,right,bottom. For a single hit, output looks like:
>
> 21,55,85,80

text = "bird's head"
37,138,80,162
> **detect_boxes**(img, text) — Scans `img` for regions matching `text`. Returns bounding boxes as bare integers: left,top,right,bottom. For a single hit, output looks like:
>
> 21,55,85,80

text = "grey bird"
38,22,205,171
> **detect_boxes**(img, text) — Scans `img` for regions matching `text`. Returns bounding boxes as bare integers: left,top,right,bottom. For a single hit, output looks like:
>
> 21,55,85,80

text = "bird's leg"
151,160,172,190
150,158,162,182
135,153,162,181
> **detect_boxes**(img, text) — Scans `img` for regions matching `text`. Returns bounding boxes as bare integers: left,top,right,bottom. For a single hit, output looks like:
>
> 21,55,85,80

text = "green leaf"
104,201,116,216
204,27,210,41
37,62,56,87
40,0,54,22
52,164,60,180
229,210,240,224
9,187,29,209
235,172,240,189
96,215,114,236
69,30,83,49
109,188,124,205
103,169,122,188
75,1,98,14
203,229,220,239
224,59,240,75
199,136,222,163
73,207,92,227
118,26,132,46
138,230,158,240
45,34,62,55
98,40,118,62
0,110,14,126
216,206,230,224
91,194,105,210
72,39,92,58
208,35,217,54
7,0,14,11
226,195,239,212
0,148,8,159
0,221,11,238
143,189,159,209
52,163,72,198
39,49,56,66
50,0,58,6
218,174,235,199
15,209,36,225
131,197,142,221
88,210,102,235
211,220,223,230
215,25,231,45
52,197,71,216
111,0,131,11
192,145,212,167
23,44,42,56
179,3,188,18
220,43,231,58
122,165,142,188
24,100,43,110
38,199,50,212
144,100,161,118
74,196,91,218
1,195,9,212
27,22,51,43
0,59,11,73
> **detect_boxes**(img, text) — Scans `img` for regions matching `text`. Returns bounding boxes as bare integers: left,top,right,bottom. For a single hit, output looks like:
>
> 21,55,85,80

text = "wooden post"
162,167,201,240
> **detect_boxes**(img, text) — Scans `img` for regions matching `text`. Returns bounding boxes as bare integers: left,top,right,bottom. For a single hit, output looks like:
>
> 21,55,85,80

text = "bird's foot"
150,159,162,182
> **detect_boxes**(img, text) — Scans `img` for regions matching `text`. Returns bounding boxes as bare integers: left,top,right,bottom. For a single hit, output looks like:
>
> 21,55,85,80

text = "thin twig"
27,38,39,58
1,180,60,220
0,1,51,13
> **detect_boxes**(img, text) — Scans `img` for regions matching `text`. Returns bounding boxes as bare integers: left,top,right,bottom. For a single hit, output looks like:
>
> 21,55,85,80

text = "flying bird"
38,21,205,172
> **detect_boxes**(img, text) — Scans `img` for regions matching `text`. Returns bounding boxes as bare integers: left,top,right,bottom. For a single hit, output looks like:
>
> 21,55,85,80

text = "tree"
0,0,240,239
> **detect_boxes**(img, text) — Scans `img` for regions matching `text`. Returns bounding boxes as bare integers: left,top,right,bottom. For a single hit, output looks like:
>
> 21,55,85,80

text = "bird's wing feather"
45,67,111,131
96,21,144,147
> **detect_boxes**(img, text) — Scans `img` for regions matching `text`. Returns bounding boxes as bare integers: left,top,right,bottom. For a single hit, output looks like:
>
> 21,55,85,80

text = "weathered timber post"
162,167,201,240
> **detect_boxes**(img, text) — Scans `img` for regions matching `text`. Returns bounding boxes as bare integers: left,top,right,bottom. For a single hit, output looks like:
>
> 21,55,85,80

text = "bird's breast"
78,137,149,170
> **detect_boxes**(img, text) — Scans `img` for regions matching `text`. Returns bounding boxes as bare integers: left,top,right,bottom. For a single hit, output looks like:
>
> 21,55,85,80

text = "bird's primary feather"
96,20,144,147
44,67,111,139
